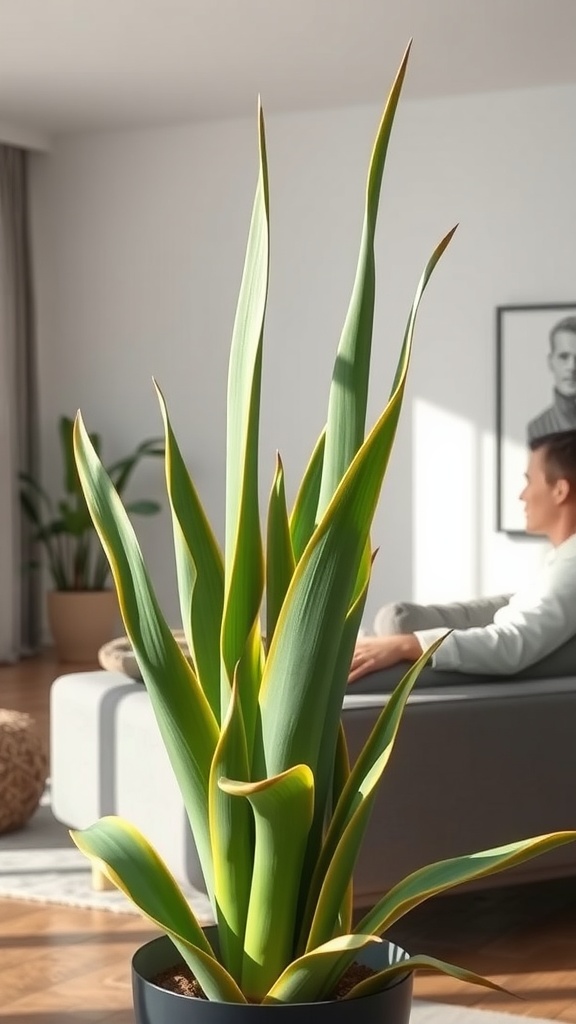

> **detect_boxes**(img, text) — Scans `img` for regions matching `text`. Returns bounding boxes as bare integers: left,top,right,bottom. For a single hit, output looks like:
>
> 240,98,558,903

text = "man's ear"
553,477,570,505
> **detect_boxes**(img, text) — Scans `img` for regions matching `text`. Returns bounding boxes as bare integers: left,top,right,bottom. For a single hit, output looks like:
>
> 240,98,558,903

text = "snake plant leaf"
258,228,455,825
73,414,219,899
61,414,102,497
331,722,351,825
266,453,295,644
156,381,224,721
208,680,253,983
231,618,266,765
262,934,381,1005
330,725,353,938
71,817,246,1004
304,638,446,951
335,878,354,941
289,429,325,561
356,831,576,937
311,540,372,805
219,765,314,1001
316,41,412,519
295,538,372,945
221,101,269,699
343,954,509,1001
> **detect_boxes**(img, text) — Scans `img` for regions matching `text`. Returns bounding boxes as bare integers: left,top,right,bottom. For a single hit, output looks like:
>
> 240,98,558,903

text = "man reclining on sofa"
349,431,576,686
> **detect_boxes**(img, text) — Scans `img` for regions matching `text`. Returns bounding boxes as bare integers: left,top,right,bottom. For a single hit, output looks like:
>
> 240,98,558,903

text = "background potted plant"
70,44,576,1024
19,415,163,661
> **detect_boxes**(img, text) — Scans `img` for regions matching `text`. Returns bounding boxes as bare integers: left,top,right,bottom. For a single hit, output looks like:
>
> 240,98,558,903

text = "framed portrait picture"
496,302,576,533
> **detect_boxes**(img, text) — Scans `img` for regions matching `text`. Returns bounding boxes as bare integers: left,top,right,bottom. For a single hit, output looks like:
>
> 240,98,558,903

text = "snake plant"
70,45,576,1005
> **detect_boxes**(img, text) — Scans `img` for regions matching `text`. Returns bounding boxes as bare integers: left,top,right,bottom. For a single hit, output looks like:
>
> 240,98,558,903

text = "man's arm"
348,633,425,682
416,554,576,675
350,547,576,682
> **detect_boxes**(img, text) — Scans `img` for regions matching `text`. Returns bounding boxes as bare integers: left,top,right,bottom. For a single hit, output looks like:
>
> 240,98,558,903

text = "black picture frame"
496,302,576,534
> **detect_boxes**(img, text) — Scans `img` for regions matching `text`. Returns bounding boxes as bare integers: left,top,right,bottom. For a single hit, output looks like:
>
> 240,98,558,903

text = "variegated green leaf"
331,722,351,828
330,725,353,937
356,831,576,937
295,539,372,948
258,228,454,845
71,817,246,1004
343,954,509,1001
156,381,224,721
266,453,295,644
73,415,219,899
262,934,381,1004
231,618,265,764
219,766,314,1001
209,681,253,983
289,430,325,562
60,414,101,496
316,41,412,519
221,101,269,694
305,638,446,951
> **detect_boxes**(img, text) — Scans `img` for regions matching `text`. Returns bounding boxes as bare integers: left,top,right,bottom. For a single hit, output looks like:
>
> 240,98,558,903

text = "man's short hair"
549,316,576,352
530,430,576,489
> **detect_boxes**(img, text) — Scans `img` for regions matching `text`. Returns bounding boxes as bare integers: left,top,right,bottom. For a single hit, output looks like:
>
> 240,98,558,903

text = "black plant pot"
132,931,413,1024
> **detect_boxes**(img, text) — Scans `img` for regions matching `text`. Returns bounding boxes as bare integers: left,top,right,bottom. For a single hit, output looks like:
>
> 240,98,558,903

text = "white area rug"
0,796,556,1023
411,1003,555,1023
0,787,213,920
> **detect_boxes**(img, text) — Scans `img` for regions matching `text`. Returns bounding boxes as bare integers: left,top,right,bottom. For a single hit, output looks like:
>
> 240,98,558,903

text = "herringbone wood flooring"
1,652,576,1021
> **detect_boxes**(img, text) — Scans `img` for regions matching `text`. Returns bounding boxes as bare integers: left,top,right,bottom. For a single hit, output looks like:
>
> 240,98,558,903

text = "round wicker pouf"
0,709,48,835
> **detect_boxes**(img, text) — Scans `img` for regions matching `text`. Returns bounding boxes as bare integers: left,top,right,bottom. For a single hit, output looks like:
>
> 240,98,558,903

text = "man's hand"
348,634,423,683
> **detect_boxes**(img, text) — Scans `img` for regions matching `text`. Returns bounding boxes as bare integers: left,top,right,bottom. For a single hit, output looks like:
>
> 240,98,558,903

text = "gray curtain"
0,146,40,662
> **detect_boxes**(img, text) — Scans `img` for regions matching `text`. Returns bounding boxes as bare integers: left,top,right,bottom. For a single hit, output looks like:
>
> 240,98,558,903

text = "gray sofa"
348,593,576,903
346,674,576,905
50,663,576,909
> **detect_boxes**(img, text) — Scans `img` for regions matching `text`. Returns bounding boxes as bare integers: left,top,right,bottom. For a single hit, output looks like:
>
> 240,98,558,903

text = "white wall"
0,121,50,150
29,83,576,631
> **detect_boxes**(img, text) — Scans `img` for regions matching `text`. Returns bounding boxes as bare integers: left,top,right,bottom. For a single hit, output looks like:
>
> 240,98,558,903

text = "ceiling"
0,0,575,135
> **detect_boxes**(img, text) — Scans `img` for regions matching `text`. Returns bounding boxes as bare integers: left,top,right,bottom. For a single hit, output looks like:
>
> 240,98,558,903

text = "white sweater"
415,534,576,675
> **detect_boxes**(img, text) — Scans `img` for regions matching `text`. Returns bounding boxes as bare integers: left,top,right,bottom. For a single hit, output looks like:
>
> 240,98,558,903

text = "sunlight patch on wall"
500,436,529,533
481,428,549,596
412,398,478,603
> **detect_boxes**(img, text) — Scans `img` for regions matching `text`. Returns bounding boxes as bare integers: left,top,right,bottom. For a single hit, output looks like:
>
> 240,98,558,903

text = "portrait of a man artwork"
497,303,576,533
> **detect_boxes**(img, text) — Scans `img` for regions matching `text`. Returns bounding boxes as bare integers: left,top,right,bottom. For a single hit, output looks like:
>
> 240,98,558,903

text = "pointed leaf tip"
393,38,413,84
399,40,413,68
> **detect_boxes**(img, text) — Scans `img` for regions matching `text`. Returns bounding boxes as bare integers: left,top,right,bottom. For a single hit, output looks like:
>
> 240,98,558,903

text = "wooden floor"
1,653,576,1022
